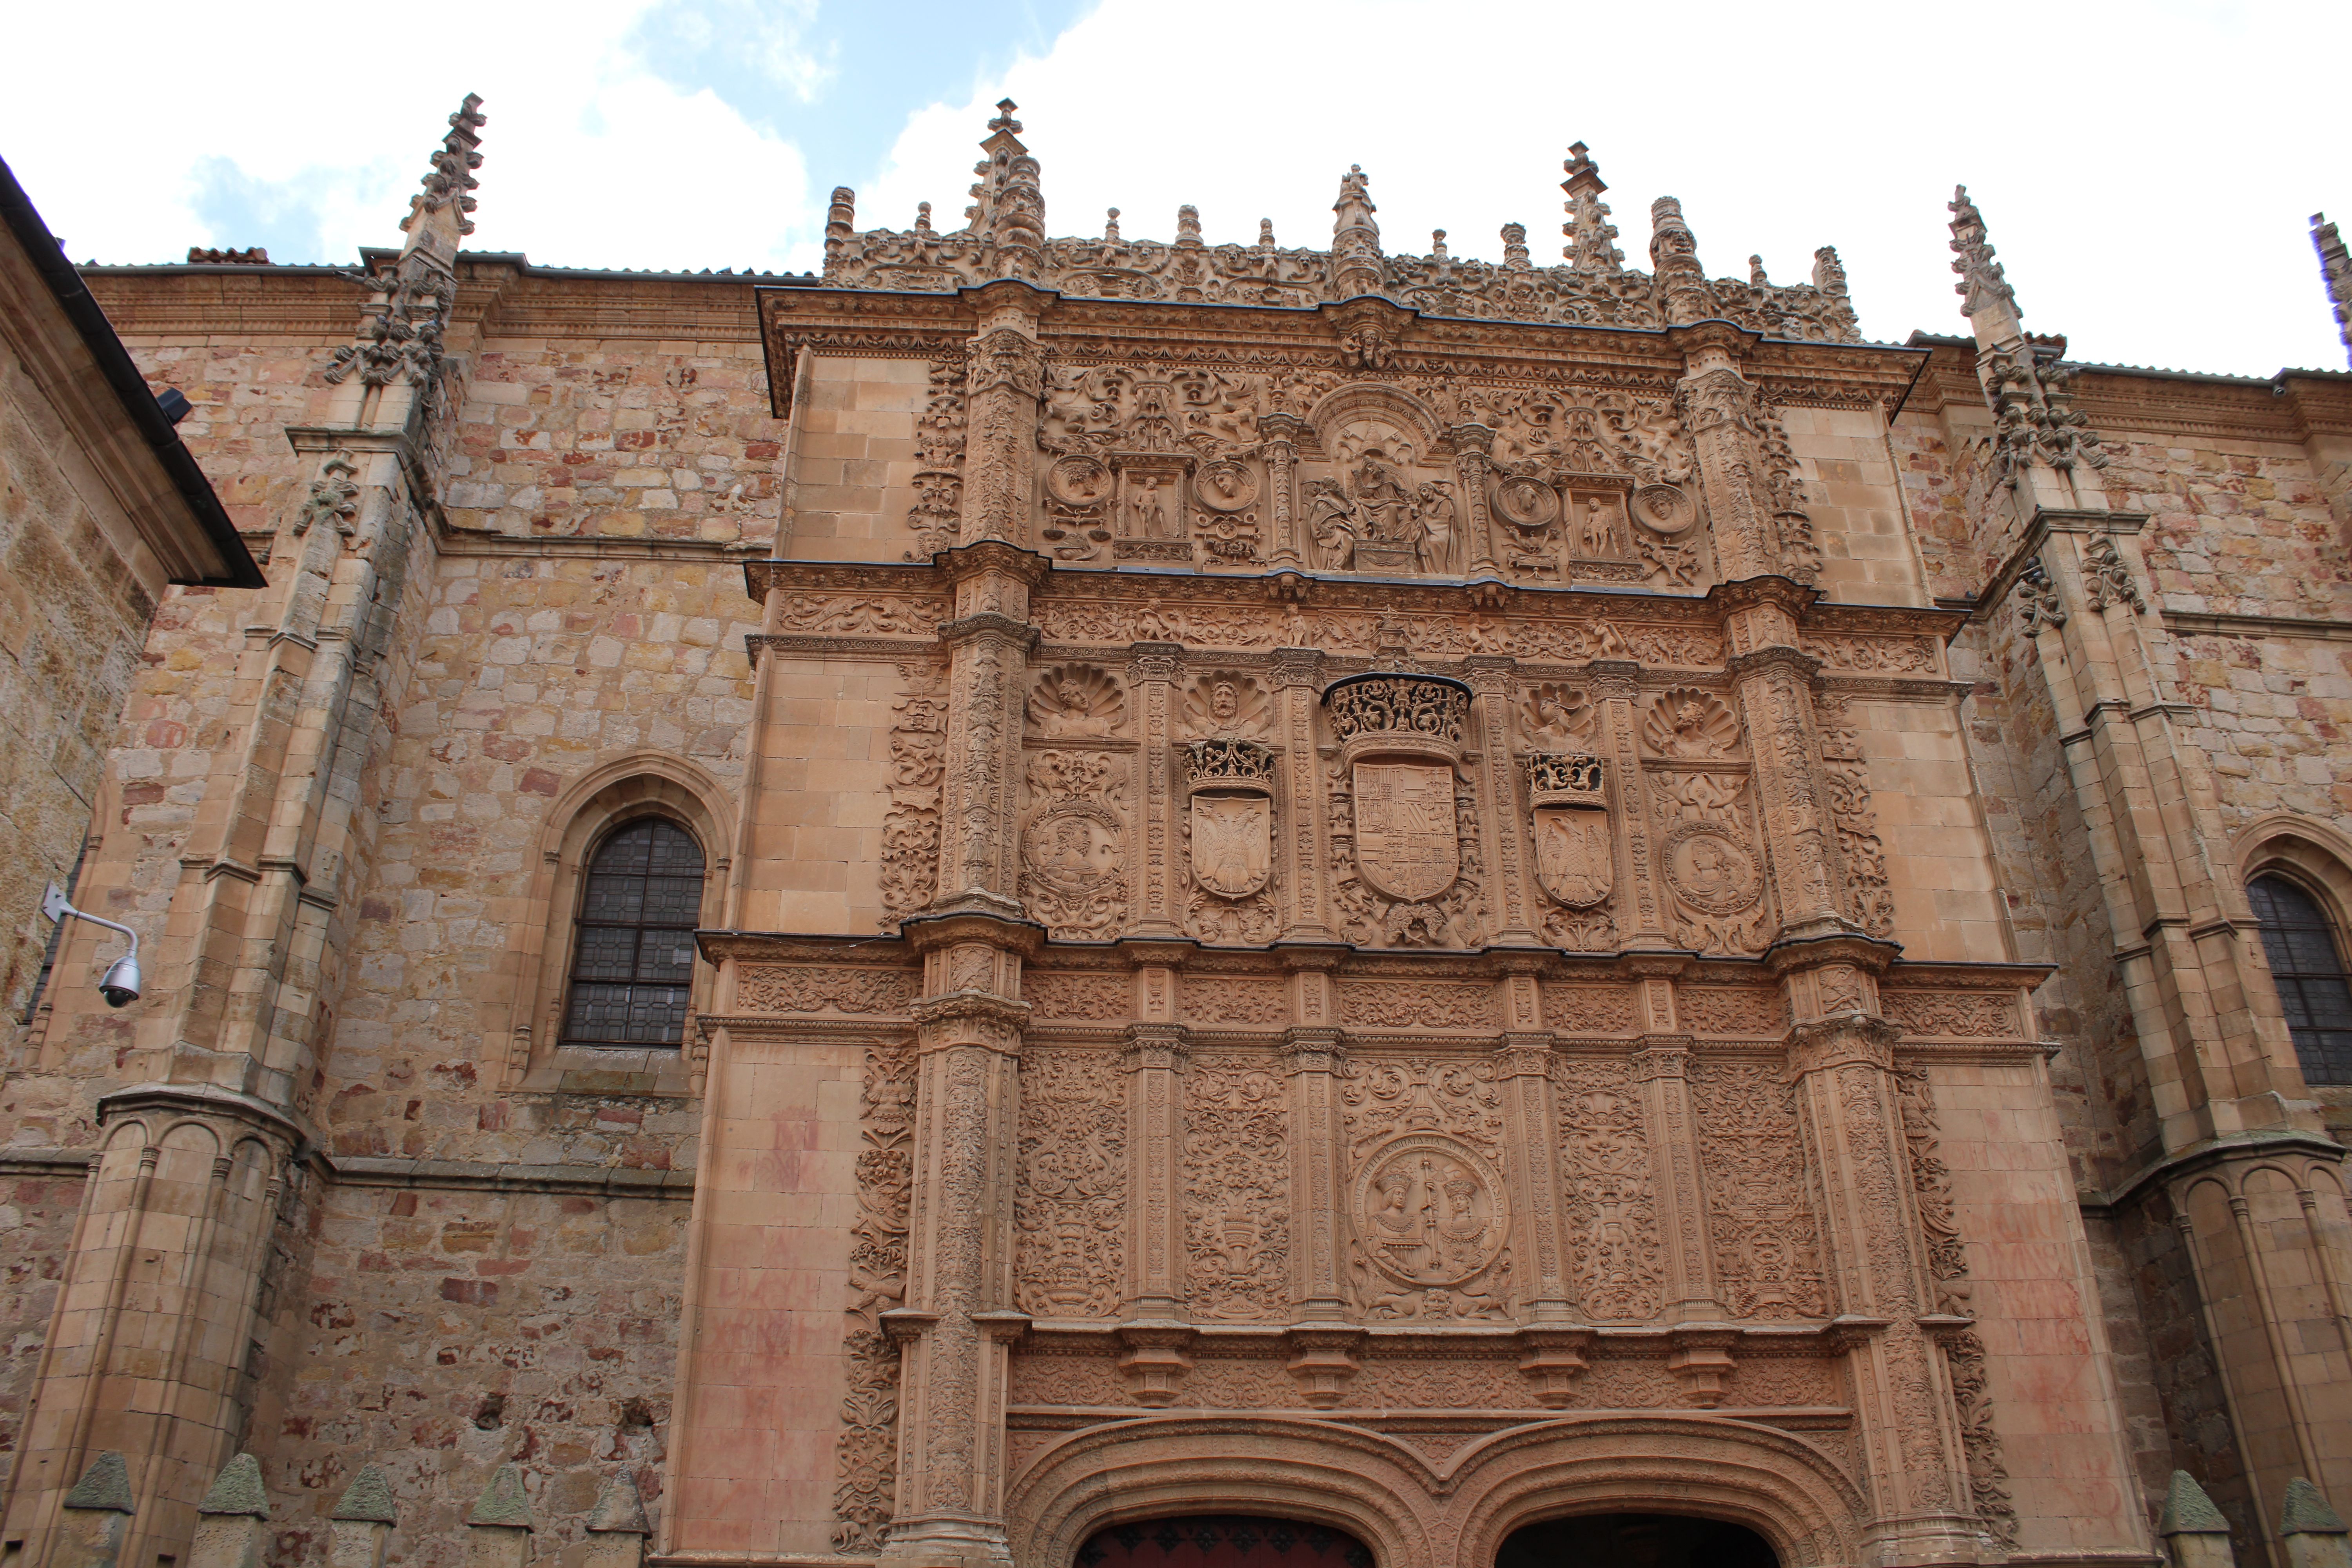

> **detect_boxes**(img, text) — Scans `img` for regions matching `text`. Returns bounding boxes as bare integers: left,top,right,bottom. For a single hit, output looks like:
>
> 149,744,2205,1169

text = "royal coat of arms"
1352,761,1459,903
1191,795,1272,898
1533,808,1614,908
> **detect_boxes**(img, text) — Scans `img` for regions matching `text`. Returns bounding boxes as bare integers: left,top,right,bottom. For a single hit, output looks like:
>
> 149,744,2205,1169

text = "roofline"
75,249,824,289
1902,329,2352,391
0,157,265,589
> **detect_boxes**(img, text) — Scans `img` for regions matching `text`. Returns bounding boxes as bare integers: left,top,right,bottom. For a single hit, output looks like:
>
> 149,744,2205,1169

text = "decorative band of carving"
1527,752,1606,809
1183,737,1278,794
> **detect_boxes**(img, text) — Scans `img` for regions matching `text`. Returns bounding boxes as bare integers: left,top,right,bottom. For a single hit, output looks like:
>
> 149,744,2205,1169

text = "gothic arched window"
561,817,705,1049
2249,873,2352,1085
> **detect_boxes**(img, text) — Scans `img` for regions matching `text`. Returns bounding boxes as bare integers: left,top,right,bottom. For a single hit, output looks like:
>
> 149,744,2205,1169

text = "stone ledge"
321,1156,696,1200
0,1147,96,1176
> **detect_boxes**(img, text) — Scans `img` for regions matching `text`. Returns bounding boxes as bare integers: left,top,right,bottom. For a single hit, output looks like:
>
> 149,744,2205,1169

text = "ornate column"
959,281,1045,548
883,922,1035,1568
1628,994,1725,1331
1720,585,1852,944
1447,422,1502,576
1281,982,1359,1405
1127,643,1183,938
1465,655,1541,945
1784,991,1980,1564
1118,1002,1192,1402
1270,649,1336,941
932,546,1044,919
1259,413,1306,568
1588,662,1673,947
1495,996,1571,1321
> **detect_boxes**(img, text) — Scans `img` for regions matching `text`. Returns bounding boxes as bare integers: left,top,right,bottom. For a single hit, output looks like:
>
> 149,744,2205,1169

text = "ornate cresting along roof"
818,102,1862,343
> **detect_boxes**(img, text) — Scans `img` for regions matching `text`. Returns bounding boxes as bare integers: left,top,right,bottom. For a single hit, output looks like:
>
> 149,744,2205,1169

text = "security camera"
40,883,143,1008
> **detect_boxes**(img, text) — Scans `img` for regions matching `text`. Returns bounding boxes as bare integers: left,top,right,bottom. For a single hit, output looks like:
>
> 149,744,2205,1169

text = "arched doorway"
1078,1515,1376,1568
1497,1513,1779,1568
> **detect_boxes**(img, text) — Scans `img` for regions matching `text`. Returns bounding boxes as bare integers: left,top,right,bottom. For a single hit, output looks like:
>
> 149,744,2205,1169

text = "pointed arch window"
2249,873,2352,1085
561,818,705,1049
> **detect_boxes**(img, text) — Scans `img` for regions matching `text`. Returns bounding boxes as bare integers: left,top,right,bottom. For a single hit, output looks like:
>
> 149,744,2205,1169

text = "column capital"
1786,1015,1901,1077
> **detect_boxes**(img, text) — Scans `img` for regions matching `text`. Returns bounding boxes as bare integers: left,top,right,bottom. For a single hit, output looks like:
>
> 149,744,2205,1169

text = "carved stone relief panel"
1014,1049,1129,1318
1020,750,1130,940
1336,981,1495,1031
1179,1354,1297,1408
1526,751,1616,951
1815,694,1897,939
1037,362,1274,566
1299,400,1463,576
1020,970,1130,1022
1340,1057,1512,1321
1005,1349,1125,1407
878,662,949,929
833,1044,914,1552
1352,1356,1537,1409
1471,386,1705,591
1642,688,1743,759
1181,976,1288,1026
1541,985,1641,1034
1690,1059,1831,1320
1323,674,1485,949
1675,986,1789,1037
1180,670,1272,739
1181,737,1279,945
1519,682,1596,749
1182,1054,1290,1321
1554,1058,1663,1322
736,965,918,1015
1882,989,2020,1039
1650,764,1770,956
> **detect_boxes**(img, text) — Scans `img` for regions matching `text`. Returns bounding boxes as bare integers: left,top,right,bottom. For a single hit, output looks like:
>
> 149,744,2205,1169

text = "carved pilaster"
1725,636,1850,942
1590,663,1671,946
1629,1038,1724,1325
884,926,1036,1568
1123,1019,1189,1316
1127,644,1183,937
1673,330,1775,581
1448,423,1501,575
1260,413,1306,568
1786,1014,1978,1560
1270,649,1336,940
1496,1033,1571,1317
1465,656,1540,944
959,287,1045,547
933,548,1045,919
1281,1022,1346,1320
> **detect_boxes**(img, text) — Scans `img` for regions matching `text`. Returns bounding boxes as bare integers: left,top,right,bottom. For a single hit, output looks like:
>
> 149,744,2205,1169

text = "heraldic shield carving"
1184,737,1277,900
1323,672,1472,906
1528,752,1613,909
1352,1132,1512,1318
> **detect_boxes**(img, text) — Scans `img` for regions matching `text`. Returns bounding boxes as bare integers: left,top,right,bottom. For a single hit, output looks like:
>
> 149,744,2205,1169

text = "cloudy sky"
5,0,2344,377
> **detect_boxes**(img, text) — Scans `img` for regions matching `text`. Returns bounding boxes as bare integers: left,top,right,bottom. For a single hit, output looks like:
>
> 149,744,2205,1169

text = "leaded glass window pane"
2249,874,2352,1086
561,818,705,1049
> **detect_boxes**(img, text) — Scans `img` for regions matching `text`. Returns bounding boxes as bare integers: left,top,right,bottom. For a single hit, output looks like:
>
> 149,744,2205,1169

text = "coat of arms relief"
1180,672,1280,944
1643,688,1769,954
1322,672,1483,949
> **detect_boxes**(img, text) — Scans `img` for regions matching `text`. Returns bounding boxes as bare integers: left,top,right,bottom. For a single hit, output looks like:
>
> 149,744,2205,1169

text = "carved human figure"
1132,475,1172,537
1665,698,1717,757
1682,837,1739,898
1350,450,1412,541
1412,481,1462,574
1579,496,1613,555
1036,673,1115,738
1209,681,1241,732
1306,480,1357,570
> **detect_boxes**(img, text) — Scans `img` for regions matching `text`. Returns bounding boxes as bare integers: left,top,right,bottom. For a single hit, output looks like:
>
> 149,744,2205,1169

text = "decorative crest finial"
1103,206,1121,242
1258,218,1275,249
1949,183,2019,328
404,93,486,238
1561,141,1621,273
988,99,1022,136
2314,211,2352,367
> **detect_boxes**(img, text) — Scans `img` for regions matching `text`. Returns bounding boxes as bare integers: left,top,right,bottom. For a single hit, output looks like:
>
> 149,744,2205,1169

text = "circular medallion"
1193,459,1260,513
1047,455,1113,508
1491,475,1561,529
1022,801,1123,898
1663,821,1761,915
1632,483,1697,537
1350,1134,1510,1290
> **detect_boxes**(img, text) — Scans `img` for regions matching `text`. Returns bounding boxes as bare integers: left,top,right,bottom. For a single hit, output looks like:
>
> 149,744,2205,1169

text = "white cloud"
862,0,2348,377
1,0,820,273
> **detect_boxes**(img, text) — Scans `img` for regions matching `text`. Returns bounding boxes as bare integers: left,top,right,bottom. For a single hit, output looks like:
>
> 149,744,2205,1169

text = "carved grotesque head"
1210,681,1239,722
1673,699,1707,736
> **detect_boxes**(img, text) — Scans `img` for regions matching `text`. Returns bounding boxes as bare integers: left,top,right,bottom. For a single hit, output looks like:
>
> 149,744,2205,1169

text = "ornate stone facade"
6,97,2352,1568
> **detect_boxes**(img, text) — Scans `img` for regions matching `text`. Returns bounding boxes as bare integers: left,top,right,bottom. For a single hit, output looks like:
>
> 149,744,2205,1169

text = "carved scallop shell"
1642,688,1742,759
1519,682,1595,747
1181,670,1271,738
1028,664,1126,738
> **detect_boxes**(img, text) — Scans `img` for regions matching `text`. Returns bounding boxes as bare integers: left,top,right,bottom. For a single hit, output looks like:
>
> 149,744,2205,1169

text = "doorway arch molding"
1007,1412,1867,1568
1450,1414,1868,1568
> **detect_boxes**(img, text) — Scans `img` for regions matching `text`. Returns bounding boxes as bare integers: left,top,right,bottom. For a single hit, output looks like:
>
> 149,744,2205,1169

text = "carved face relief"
1664,822,1762,916
1632,483,1697,536
1047,454,1112,508
1181,671,1270,737
1352,1134,1509,1294
1193,459,1259,513
1351,761,1460,904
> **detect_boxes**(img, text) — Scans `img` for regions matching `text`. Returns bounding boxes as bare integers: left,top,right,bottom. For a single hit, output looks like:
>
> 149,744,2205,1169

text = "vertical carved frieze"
1448,423,1501,575
1590,664,1669,945
1465,656,1539,944
886,936,1031,1568
1813,692,1898,940
1261,413,1305,568
935,553,1043,918
833,1045,915,1552
1554,1056,1663,1321
1629,1038,1723,1325
1128,644,1182,936
1013,1047,1127,1320
1125,1021,1187,1316
1270,650,1334,940
960,296,1044,547
1283,1022,1346,1319
1788,1018,1974,1550
1673,333,1775,581
1183,1053,1292,1321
